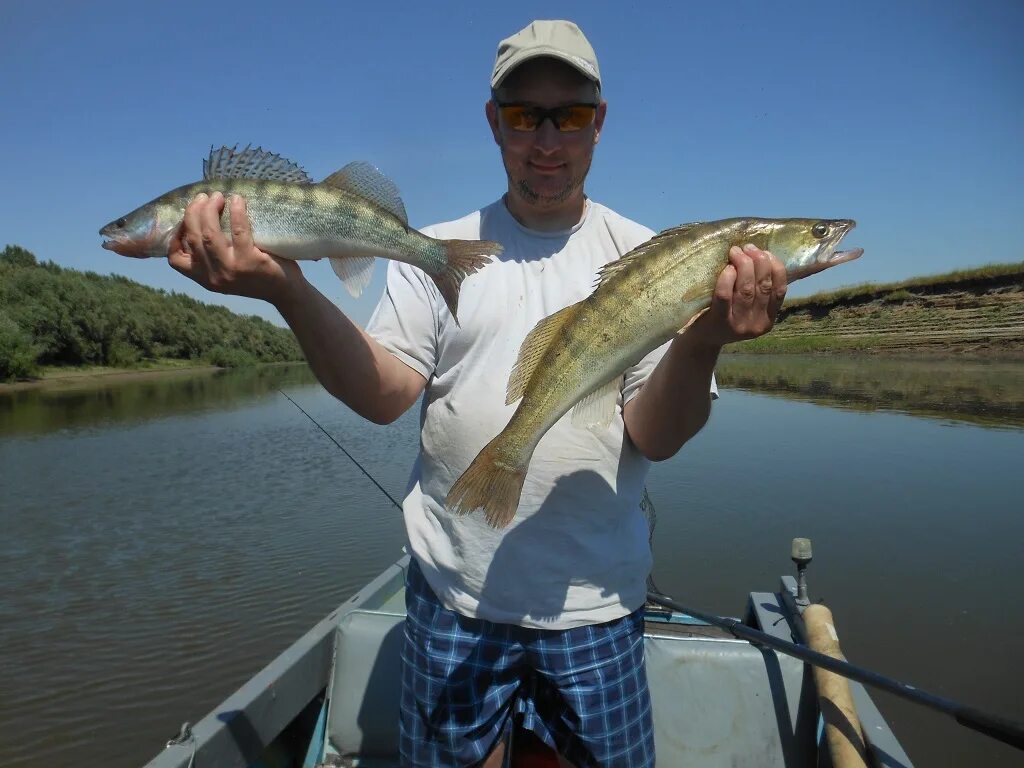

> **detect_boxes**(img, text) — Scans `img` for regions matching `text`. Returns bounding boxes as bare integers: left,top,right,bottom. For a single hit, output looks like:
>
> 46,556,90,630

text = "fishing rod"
645,590,1024,752
278,389,402,511
278,389,1024,752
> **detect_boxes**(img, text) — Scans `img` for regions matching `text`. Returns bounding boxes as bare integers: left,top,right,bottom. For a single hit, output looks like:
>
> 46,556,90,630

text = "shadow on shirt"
469,467,650,625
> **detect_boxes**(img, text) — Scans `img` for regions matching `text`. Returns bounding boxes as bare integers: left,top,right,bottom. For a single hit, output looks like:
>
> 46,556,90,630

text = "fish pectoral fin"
330,256,375,297
320,162,408,225
677,306,710,334
506,302,581,405
570,377,622,432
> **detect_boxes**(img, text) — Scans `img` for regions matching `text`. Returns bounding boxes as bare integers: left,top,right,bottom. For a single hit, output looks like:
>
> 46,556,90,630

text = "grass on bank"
34,358,211,380
783,261,1024,310
731,333,894,354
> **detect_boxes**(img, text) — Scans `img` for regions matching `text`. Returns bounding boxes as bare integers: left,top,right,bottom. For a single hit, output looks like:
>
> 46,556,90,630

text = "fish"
99,145,502,322
446,217,863,528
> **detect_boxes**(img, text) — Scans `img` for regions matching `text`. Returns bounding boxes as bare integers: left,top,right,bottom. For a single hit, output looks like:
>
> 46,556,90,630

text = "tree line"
0,245,304,381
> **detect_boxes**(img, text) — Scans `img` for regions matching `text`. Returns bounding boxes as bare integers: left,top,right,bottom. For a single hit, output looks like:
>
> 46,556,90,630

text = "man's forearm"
274,277,425,424
623,331,720,461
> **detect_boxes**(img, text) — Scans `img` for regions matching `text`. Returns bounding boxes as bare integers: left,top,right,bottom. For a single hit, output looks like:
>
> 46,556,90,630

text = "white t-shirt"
366,198,713,628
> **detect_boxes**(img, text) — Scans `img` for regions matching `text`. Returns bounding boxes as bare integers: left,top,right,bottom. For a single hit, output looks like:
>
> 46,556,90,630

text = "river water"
1,357,1022,767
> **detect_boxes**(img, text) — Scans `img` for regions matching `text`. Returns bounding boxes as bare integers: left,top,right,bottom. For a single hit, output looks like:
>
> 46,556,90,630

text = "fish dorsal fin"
330,256,376,298
203,145,313,183
506,302,581,405
320,161,408,225
595,222,706,289
571,377,621,431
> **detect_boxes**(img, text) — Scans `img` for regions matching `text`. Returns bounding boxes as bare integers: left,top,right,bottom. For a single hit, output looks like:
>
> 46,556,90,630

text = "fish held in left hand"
446,217,863,528
99,145,502,322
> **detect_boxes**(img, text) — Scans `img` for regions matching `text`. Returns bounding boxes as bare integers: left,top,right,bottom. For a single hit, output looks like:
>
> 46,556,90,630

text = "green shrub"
205,345,258,368
106,340,142,368
883,289,913,303
0,312,39,380
0,245,37,267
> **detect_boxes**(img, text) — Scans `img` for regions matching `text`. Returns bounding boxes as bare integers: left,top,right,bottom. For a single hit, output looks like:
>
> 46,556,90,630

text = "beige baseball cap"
491,20,601,91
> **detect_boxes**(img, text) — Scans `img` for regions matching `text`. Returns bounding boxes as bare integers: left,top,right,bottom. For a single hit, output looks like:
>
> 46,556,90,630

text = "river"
1,356,1022,767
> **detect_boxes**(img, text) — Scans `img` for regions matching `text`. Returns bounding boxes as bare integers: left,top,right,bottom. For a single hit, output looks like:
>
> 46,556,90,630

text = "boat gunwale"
140,558,410,768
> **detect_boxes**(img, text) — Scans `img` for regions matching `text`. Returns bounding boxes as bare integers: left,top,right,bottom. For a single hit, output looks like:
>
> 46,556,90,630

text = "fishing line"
279,388,663,587
278,389,403,511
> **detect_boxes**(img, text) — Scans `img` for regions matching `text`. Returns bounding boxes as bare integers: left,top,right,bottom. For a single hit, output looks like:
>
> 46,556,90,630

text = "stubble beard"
501,146,593,208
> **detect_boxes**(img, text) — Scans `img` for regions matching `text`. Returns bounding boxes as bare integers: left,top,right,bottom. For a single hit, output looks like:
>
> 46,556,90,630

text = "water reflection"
715,354,1024,429
0,364,318,436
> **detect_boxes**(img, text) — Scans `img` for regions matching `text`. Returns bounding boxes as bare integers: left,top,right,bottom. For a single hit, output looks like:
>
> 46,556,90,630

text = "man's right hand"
167,190,426,423
168,191,304,307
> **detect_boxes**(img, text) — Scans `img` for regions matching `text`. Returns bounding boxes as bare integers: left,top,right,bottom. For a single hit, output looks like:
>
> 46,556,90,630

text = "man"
168,19,786,768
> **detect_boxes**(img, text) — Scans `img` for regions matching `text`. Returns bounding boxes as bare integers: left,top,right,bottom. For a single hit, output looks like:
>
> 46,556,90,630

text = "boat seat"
645,632,818,767
328,608,405,760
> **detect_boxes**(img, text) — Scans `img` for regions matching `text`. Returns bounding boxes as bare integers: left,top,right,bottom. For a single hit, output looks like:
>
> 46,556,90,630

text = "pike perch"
446,217,863,527
100,145,501,321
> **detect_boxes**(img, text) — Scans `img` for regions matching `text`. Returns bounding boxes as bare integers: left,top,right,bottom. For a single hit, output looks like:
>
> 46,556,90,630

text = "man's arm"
168,192,426,424
623,243,787,461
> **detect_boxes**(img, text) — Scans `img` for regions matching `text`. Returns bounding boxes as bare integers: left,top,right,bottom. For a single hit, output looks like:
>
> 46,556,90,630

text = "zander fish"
100,145,501,322
446,217,863,527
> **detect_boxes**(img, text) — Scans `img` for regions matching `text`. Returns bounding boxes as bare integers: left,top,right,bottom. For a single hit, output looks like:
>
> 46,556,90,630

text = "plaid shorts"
399,558,655,767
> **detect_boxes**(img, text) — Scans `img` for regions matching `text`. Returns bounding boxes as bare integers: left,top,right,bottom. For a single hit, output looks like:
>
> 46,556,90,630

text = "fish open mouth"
101,236,128,254
828,247,864,265
789,241,863,281
100,235,147,258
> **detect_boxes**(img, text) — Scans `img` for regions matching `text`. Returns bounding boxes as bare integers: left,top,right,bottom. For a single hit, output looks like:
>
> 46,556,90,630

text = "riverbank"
729,261,1024,357
715,353,1024,428
0,361,224,393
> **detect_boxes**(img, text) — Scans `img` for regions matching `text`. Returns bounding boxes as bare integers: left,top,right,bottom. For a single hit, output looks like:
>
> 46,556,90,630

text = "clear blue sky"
2,0,1021,327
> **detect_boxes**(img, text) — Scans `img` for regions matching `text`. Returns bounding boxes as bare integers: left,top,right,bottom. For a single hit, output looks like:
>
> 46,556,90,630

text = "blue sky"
1,0,1021,327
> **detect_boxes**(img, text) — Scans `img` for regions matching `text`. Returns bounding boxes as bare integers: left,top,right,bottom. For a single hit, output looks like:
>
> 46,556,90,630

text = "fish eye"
811,222,829,239
116,218,127,228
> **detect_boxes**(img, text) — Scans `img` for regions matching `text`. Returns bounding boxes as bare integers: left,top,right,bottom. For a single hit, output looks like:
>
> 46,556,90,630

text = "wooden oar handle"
803,603,870,768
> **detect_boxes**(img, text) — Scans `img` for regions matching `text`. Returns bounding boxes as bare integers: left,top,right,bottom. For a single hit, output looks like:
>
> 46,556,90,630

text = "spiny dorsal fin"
203,145,312,183
506,303,580,405
570,377,622,431
320,161,408,225
594,221,706,289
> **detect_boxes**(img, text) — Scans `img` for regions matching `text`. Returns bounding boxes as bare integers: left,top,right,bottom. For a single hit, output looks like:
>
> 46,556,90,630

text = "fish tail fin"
446,437,526,529
432,239,503,324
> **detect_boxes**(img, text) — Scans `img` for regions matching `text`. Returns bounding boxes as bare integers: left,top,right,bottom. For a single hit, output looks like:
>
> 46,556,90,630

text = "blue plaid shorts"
399,558,655,767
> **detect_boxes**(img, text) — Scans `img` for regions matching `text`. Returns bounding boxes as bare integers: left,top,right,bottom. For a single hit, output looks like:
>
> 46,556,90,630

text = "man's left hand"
687,243,788,349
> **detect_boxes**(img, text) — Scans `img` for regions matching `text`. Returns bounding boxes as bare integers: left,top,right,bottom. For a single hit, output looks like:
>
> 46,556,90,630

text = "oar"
645,590,1024,752
802,603,869,768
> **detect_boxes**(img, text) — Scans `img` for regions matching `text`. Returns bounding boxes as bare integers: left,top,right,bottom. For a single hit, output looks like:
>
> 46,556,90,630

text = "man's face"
486,58,606,212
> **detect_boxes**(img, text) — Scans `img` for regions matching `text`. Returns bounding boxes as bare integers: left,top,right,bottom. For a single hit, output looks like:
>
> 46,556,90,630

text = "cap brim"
491,48,601,89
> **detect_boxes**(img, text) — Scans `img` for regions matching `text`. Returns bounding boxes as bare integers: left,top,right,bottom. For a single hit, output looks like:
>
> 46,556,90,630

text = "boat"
143,547,915,768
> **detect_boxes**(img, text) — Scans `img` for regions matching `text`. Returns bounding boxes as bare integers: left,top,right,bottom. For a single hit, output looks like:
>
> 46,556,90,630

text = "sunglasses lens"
499,105,538,131
557,105,597,131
